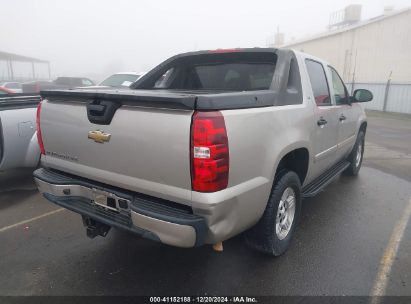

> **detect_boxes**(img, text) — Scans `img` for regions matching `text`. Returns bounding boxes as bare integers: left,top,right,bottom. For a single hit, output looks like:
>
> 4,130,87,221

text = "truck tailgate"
40,97,194,205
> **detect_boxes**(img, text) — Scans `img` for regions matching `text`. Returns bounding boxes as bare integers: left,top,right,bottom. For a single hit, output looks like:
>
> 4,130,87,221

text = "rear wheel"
344,131,365,176
245,171,301,256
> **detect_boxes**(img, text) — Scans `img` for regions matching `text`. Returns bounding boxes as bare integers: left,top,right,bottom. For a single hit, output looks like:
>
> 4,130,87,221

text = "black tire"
344,131,365,176
245,171,302,256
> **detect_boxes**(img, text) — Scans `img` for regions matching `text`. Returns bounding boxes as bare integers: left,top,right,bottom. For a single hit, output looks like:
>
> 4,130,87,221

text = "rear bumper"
34,168,207,248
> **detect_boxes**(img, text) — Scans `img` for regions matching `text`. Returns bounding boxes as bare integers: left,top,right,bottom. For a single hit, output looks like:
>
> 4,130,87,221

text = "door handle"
339,114,347,122
88,104,106,116
317,117,328,126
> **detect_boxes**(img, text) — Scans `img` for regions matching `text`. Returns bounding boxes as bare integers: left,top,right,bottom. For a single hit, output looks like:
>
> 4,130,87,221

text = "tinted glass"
154,68,175,88
305,60,331,106
192,63,275,91
149,52,276,91
329,67,348,105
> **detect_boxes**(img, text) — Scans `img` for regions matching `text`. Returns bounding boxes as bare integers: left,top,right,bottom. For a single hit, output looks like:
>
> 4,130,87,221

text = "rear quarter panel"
191,104,315,242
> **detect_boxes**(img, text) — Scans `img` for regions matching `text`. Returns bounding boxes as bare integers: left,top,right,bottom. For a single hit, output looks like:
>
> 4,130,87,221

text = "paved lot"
0,111,410,296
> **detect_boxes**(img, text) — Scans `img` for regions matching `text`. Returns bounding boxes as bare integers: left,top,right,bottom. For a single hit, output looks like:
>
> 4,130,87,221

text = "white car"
0,94,41,171
98,72,144,88
0,82,23,93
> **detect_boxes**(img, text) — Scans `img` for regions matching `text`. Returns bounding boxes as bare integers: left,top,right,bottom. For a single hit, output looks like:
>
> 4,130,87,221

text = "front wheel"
344,131,365,176
245,171,302,256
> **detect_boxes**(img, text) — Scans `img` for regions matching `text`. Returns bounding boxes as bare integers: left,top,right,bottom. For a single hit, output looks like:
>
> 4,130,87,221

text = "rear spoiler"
0,94,41,111
40,89,282,111
40,90,197,110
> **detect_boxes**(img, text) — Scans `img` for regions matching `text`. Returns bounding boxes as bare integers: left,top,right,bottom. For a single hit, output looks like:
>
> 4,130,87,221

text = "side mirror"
352,89,373,103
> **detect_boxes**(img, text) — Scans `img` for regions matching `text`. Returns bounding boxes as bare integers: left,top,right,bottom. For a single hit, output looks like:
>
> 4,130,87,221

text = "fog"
1,0,410,82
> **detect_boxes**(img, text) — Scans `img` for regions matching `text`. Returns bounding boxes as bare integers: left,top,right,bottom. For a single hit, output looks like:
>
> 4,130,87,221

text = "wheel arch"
275,147,309,185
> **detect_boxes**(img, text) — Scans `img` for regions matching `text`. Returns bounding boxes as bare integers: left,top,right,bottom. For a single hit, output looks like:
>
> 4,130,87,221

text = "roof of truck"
176,47,279,57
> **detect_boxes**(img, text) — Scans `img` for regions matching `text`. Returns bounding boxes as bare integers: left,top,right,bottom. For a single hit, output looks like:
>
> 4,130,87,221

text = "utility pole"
31,62,36,79
350,49,357,95
383,71,392,112
9,60,14,80
6,60,10,79
47,62,51,80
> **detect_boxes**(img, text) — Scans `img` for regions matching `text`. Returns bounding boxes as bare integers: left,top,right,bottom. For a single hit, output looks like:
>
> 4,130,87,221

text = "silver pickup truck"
0,94,41,171
34,48,372,256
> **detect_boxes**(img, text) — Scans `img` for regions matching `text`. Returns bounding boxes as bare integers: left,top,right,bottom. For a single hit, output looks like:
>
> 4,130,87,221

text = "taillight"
191,111,229,192
36,101,45,155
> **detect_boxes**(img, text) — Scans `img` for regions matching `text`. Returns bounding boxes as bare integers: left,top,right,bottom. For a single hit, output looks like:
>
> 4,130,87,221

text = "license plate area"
91,188,130,213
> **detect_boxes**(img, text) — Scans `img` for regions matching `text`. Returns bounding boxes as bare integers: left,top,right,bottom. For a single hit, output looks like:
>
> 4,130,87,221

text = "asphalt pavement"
0,110,410,296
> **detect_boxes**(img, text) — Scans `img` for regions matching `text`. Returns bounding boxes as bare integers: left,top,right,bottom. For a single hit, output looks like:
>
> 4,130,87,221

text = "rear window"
81,78,94,86
100,74,140,87
149,52,276,91
193,63,274,91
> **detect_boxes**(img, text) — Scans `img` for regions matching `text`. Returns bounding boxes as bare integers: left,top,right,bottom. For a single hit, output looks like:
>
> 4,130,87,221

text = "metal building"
280,7,411,114
0,51,51,81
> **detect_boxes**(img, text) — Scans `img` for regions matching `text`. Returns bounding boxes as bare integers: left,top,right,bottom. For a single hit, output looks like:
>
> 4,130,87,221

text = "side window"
305,59,331,106
7,83,19,89
329,67,348,105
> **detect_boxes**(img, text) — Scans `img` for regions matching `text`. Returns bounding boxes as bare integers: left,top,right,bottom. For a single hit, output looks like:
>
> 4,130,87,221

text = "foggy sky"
1,0,410,81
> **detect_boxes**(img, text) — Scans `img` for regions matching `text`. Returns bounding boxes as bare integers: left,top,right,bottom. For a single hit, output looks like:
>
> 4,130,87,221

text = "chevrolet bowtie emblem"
88,130,111,143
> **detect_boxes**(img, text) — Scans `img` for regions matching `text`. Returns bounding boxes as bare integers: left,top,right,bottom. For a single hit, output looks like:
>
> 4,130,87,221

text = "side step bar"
302,160,350,198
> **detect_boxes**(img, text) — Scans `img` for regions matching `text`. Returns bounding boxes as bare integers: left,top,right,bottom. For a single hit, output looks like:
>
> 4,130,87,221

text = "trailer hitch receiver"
82,216,111,239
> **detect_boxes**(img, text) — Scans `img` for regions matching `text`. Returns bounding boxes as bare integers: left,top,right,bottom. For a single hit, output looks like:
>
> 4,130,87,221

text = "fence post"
8,60,14,80
31,62,36,79
383,71,392,112
47,62,51,80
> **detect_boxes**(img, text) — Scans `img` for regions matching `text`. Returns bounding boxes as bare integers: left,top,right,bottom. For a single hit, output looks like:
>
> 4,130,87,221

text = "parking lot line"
0,208,65,233
370,197,411,300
